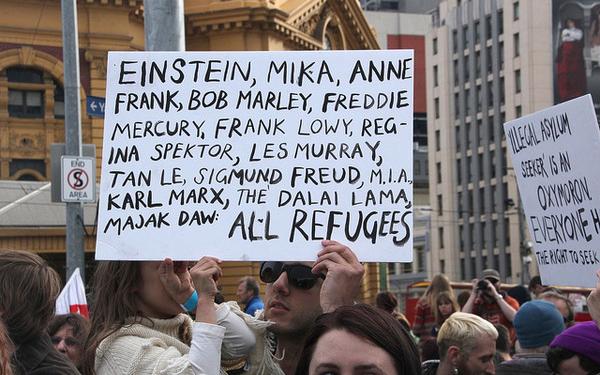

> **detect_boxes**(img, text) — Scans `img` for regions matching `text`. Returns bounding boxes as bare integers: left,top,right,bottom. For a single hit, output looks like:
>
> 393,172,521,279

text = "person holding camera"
462,269,520,342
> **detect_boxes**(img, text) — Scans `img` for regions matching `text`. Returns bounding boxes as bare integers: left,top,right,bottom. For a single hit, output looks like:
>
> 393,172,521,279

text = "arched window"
7,67,44,118
5,67,65,119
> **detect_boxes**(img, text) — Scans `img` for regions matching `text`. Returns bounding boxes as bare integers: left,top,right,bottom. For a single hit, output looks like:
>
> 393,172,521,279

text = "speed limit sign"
61,156,96,202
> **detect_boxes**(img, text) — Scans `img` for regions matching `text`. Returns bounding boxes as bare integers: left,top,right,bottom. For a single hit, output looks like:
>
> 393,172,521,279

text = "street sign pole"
61,0,85,280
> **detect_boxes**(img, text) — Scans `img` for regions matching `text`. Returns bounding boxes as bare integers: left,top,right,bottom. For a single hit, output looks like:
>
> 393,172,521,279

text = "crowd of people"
0,242,599,375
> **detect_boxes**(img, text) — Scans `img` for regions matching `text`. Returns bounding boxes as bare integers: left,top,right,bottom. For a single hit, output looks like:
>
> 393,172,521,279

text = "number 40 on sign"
61,156,96,203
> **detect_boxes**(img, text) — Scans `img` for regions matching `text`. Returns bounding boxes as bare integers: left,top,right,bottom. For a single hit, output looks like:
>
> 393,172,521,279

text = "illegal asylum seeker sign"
504,95,600,288
96,51,414,261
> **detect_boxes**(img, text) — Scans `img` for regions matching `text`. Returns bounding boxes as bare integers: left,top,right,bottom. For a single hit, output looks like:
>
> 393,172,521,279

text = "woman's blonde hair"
433,291,459,325
419,273,453,306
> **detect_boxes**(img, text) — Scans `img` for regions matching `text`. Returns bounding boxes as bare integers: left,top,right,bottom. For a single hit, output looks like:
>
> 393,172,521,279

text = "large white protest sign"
504,95,600,288
96,50,414,261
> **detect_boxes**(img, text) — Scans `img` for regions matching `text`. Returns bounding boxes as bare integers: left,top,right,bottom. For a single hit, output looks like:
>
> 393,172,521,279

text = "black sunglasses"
259,262,325,290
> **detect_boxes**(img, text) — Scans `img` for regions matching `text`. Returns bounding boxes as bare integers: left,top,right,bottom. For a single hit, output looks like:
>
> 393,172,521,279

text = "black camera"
477,279,489,290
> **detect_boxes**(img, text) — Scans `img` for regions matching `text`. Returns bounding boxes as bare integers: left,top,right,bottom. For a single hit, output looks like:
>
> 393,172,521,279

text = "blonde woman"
412,274,454,340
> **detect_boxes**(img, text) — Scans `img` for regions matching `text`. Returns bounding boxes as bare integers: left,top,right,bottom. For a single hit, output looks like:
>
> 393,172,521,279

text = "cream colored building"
426,0,551,282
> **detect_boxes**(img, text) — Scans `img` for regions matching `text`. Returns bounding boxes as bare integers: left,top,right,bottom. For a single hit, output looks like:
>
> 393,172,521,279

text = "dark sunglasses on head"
259,261,324,290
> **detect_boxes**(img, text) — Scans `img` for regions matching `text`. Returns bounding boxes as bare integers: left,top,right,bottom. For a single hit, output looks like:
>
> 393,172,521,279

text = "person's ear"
447,346,462,367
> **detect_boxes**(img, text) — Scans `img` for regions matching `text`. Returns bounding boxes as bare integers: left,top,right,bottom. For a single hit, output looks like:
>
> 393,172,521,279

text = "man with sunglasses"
245,239,364,375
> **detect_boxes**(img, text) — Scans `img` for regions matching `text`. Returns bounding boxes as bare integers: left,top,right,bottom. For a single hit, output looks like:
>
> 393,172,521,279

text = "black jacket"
12,333,79,375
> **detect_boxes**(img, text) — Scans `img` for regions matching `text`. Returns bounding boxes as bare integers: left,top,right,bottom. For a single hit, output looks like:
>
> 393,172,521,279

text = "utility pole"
143,0,186,51
61,0,84,280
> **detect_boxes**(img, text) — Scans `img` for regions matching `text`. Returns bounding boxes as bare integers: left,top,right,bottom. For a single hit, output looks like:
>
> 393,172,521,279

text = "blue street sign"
86,96,105,118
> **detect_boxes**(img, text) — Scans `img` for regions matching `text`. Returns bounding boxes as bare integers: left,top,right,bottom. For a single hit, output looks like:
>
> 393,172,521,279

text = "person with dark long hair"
83,257,255,375
295,304,420,375
0,250,78,374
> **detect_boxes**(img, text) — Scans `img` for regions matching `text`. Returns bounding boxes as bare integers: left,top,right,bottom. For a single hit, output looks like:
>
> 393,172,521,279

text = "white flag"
55,268,88,317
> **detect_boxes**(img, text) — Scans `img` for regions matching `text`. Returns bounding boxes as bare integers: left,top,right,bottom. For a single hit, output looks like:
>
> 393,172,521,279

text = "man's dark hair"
240,276,259,297
375,291,398,314
547,347,600,373
528,275,543,291
295,304,420,375
494,324,510,354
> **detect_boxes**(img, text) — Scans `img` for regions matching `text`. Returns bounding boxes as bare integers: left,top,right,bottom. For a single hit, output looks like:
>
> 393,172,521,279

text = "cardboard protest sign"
96,50,414,261
504,95,600,288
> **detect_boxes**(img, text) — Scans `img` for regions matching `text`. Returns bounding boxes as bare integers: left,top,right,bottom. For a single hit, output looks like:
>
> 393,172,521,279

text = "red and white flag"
55,268,89,318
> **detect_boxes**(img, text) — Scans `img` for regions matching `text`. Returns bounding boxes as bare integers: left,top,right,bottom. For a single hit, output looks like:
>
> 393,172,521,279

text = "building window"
514,33,520,57
499,41,505,70
466,88,471,113
433,37,438,55
434,65,439,87
440,259,446,274
515,69,521,93
500,77,505,106
453,60,459,86
482,221,488,248
476,86,482,113
417,247,425,272
401,262,413,274
435,129,441,151
486,46,493,74
466,121,472,149
475,20,481,45
463,25,470,48
498,10,504,35
467,155,473,182
475,51,481,77
505,217,511,246
453,30,458,53
7,67,45,118
457,158,462,185
387,263,396,275
491,149,496,178
454,93,460,119
435,98,440,118
516,105,522,117
455,125,462,150
437,194,443,215
414,159,421,175
438,227,444,248
458,192,463,216
489,114,495,144
513,1,519,21
493,219,498,247
54,79,65,119
486,15,492,40
436,162,442,183
8,90,44,118
460,258,466,279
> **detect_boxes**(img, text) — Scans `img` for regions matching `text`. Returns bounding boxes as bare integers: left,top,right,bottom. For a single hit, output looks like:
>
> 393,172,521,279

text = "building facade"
0,0,381,301
426,0,553,283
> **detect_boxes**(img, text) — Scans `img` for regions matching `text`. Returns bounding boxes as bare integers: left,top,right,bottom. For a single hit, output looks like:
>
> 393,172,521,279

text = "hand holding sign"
189,257,222,297
313,240,364,313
